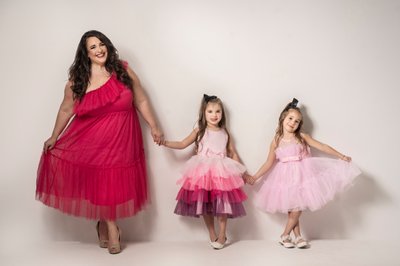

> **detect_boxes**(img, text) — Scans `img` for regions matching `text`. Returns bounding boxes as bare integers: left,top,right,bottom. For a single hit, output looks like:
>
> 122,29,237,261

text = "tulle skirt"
174,155,247,218
255,157,361,213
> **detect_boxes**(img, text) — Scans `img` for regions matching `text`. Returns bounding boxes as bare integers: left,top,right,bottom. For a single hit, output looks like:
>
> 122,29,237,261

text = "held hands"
243,173,258,185
43,137,57,154
151,126,164,146
243,173,252,184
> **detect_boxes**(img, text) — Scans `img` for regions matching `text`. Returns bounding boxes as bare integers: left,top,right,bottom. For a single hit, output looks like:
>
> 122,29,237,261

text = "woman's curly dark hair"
68,30,133,100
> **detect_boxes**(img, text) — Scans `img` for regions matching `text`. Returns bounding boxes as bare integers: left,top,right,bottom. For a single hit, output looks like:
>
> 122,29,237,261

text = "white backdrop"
0,0,399,247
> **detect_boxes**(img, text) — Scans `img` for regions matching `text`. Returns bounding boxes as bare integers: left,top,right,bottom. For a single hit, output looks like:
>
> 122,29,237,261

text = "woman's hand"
151,126,164,145
43,137,57,154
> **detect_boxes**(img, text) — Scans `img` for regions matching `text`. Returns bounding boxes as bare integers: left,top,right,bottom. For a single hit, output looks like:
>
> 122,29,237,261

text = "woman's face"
86,36,108,66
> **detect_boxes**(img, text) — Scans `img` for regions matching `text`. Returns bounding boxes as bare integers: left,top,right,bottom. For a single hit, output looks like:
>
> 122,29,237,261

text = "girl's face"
205,102,222,128
283,110,302,133
86,36,108,66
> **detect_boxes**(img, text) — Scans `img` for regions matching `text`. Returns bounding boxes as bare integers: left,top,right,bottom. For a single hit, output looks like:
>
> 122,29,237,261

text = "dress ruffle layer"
174,188,246,218
181,155,246,177
178,156,246,191
176,188,247,203
74,75,124,116
36,151,147,220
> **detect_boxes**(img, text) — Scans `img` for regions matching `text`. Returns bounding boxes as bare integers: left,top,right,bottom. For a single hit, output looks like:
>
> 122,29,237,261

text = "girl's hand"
243,173,252,184
43,137,57,154
244,174,257,185
340,155,352,162
151,126,164,146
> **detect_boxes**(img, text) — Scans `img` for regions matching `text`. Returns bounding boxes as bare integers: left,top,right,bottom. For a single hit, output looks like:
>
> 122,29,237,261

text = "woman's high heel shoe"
96,221,108,248
108,227,122,254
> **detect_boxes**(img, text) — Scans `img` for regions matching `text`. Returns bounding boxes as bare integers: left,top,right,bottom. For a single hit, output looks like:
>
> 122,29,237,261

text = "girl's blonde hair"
195,94,232,156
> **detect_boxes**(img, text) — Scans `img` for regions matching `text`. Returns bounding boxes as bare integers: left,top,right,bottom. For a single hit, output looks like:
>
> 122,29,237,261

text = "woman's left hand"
151,126,164,145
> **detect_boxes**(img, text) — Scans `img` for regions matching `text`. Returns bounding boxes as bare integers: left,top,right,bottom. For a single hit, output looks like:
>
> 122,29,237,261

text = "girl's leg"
293,219,301,238
291,213,308,248
282,211,301,237
203,214,217,241
216,215,228,244
279,211,301,248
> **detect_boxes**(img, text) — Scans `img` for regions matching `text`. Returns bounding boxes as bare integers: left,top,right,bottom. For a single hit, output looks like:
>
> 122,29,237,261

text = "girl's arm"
228,140,253,184
163,128,198,150
43,82,75,153
301,133,351,162
227,140,241,162
250,140,277,183
127,66,164,145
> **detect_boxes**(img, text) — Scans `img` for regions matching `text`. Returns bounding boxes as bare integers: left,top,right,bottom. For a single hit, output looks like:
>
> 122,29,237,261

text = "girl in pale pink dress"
248,98,361,249
162,94,247,250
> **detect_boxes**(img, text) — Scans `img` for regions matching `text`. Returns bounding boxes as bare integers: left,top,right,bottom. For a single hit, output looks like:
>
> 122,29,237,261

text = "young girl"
162,94,247,249
248,98,361,249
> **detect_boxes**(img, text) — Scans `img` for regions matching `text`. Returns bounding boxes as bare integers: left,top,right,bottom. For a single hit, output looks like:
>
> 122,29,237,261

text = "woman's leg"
96,220,108,247
106,220,121,253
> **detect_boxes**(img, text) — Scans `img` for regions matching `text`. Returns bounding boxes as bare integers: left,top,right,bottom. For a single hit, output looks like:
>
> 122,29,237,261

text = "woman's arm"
301,133,351,162
127,66,164,145
163,129,198,150
43,82,75,153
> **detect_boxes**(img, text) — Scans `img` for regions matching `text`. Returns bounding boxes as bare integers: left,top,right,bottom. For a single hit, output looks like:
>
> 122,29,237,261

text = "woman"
36,30,163,254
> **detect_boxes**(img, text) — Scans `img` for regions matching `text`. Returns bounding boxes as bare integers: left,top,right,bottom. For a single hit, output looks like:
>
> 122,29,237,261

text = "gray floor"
2,240,398,266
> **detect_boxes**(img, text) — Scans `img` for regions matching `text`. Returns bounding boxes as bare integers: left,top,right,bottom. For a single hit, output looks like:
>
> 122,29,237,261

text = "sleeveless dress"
174,129,247,218
36,69,148,220
255,139,361,213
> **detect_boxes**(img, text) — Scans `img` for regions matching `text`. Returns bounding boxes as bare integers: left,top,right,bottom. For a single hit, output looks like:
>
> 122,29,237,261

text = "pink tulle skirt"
174,155,247,218
255,157,361,213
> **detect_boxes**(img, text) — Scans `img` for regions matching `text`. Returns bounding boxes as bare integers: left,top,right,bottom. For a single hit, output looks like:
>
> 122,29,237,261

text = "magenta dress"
174,129,247,218
36,70,148,220
255,140,361,213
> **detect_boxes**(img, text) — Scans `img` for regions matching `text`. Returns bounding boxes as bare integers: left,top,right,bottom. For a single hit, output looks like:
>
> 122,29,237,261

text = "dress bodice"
275,140,310,162
197,129,228,158
74,74,133,117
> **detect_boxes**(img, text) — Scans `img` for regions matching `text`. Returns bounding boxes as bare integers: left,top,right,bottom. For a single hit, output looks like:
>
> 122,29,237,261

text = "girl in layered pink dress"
36,30,163,254
248,98,361,249
162,94,247,249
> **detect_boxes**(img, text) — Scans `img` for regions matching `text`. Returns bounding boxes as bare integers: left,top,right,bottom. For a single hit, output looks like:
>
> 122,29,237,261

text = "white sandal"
279,235,295,248
211,237,227,250
294,236,308,248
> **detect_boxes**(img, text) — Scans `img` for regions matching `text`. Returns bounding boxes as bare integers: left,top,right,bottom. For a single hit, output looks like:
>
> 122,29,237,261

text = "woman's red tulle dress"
36,71,148,220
